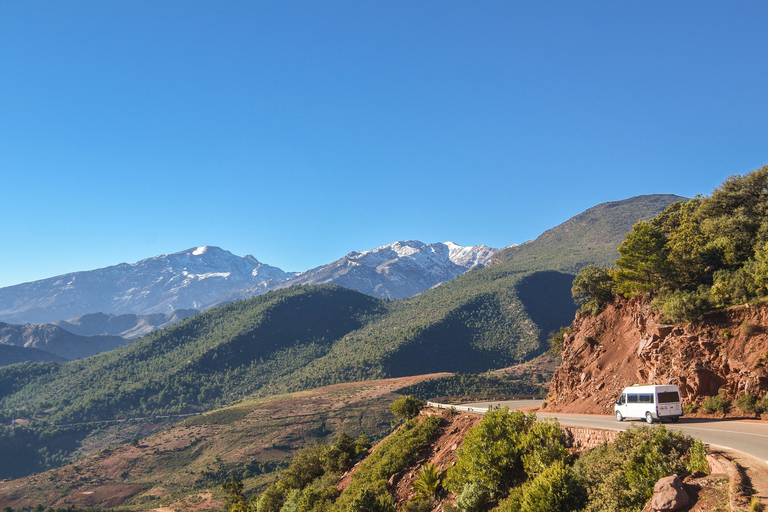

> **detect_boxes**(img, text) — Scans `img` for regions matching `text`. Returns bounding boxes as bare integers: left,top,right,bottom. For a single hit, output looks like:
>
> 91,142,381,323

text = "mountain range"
0,241,500,326
0,246,292,324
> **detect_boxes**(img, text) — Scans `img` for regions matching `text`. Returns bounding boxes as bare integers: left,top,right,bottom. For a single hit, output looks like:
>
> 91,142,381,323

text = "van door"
657,390,682,418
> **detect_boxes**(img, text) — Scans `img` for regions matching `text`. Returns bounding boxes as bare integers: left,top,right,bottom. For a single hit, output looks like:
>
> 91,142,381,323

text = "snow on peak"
443,241,499,269
192,246,209,256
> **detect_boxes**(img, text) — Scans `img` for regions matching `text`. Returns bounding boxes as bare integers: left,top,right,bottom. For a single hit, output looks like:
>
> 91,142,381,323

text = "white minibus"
614,384,683,424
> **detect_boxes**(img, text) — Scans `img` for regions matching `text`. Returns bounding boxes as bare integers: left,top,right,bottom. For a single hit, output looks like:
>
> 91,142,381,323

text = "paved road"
444,399,768,465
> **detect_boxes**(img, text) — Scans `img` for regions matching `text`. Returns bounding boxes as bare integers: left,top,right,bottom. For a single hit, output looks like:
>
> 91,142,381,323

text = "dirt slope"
547,298,768,414
0,374,448,511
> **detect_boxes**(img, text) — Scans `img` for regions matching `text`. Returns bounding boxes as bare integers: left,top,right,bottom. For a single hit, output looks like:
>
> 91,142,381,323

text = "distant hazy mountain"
0,246,295,324
209,241,501,307
0,322,127,360
52,310,198,340
0,344,66,367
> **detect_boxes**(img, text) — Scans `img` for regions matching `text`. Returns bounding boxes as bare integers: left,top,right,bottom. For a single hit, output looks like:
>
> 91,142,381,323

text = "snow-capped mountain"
286,240,499,299
209,241,500,306
0,246,295,324
0,241,499,326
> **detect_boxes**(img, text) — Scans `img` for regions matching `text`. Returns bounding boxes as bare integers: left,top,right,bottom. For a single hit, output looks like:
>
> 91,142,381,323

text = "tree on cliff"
582,164,768,321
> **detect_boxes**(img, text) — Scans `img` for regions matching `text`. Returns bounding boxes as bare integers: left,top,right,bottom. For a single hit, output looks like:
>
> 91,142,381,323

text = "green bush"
446,409,569,503
702,391,731,414
521,420,571,479
686,439,708,474
547,327,572,357
390,395,424,421
348,485,396,512
572,265,615,315
517,461,587,512
573,425,694,512
657,289,710,323
411,462,442,502
445,409,536,497
736,393,762,415
455,482,489,512
683,403,699,414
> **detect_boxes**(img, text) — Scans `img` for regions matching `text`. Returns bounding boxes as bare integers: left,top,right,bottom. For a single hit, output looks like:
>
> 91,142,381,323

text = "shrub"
445,409,539,497
455,482,489,512
657,289,709,323
736,393,762,415
517,461,587,512
574,425,694,512
547,327,571,357
683,403,698,415
411,462,442,502
390,395,424,421
403,499,432,512
702,391,731,414
332,416,440,511
741,320,761,337
686,440,708,474
572,265,615,316
521,420,571,479
348,485,396,512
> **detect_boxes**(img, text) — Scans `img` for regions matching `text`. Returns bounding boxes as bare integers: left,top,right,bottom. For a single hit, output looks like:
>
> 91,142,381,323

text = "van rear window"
658,391,680,403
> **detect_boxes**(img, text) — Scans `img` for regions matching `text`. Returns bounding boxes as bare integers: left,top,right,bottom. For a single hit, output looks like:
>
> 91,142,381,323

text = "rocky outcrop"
642,475,689,512
547,298,768,414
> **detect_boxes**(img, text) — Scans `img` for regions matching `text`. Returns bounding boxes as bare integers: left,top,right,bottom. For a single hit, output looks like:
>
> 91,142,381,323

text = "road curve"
431,399,768,465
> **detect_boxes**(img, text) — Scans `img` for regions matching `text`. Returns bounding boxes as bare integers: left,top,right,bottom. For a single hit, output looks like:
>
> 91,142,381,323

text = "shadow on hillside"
515,271,578,342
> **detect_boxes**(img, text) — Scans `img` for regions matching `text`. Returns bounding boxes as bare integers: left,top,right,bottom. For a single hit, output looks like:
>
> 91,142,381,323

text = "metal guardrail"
426,401,495,414
429,394,545,403
426,396,544,415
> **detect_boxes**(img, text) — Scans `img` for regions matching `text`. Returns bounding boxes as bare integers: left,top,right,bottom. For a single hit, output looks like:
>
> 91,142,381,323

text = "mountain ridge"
0,241,500,325
0,246,294,324
0,321,128,361
210,240,501,307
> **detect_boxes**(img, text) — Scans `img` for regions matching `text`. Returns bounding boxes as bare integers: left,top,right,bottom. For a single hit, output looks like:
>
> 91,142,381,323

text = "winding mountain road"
432,399,768,464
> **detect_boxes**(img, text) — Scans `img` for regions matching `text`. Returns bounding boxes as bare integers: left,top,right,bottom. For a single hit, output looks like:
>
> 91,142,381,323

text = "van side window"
639,393,654,403
617,394,626,405
627,394,638,404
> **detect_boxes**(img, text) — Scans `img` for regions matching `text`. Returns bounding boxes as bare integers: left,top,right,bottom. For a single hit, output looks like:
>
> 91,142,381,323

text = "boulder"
642,474,689,512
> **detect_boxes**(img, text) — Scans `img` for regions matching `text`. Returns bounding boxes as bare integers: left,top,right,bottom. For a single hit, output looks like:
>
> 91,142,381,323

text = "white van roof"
622,384,679,392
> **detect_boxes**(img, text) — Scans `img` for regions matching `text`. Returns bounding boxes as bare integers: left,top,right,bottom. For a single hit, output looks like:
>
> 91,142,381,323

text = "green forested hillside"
491,194,687,272
0,194,682,480
577,165,768,322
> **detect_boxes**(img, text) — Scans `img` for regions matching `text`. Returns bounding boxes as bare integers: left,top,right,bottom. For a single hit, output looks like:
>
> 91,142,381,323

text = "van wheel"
615,411,624,422
670,416,679,423
645,412,654,424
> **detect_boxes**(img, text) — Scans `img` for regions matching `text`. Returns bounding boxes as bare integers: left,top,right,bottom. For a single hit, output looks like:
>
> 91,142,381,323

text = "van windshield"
658,391,680,403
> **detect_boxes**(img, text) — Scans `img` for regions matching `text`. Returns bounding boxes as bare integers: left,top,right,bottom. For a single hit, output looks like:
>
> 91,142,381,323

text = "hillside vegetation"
491,194,686,272
574,165,768,322
228,407,705,512
0,377,427,510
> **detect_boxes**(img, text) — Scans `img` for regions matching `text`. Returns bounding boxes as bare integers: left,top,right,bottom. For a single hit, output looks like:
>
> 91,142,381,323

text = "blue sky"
2,2,767,288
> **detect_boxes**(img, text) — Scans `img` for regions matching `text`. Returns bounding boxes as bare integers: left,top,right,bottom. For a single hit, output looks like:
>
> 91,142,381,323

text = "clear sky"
2,2,767,288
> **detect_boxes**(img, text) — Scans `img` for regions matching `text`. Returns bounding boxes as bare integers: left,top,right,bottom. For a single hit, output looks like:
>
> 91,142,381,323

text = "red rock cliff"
546,298,768,414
